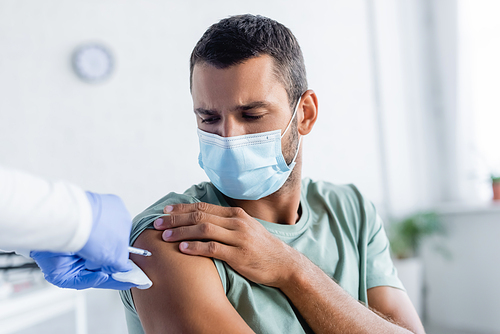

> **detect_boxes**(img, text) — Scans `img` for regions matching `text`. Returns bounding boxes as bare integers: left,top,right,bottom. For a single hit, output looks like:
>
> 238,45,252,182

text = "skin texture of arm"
130,229,254,334
155,203,426,334
367,286,425,333
278,252,426,334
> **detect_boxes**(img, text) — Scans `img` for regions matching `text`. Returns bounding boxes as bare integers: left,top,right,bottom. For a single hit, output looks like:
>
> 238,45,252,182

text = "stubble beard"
278,117,301,193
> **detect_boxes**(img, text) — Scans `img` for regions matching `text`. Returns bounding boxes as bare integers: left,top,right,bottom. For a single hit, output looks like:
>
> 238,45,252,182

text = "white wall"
0,0,387,216
369,0,422,217
368,0,462,217
422,206,500,332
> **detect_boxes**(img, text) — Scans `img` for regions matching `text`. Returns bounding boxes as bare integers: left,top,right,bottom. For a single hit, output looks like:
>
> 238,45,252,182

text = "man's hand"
153,202,301,288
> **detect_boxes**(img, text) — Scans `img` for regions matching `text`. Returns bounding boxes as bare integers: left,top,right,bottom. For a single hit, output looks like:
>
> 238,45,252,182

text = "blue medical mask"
197,100,302,200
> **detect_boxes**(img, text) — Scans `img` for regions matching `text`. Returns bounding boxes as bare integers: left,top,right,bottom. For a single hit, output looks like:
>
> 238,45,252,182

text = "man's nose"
220,118,245,138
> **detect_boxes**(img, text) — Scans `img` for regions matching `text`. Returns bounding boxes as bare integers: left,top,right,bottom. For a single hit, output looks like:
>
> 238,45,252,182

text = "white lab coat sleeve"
0,165,93,253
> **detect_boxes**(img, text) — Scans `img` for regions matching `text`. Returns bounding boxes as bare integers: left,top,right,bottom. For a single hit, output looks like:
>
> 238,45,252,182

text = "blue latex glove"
30,251,138,290
78,192,132,274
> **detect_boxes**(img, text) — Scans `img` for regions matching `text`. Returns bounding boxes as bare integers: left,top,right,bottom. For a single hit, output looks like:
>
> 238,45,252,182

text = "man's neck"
224,168,302,225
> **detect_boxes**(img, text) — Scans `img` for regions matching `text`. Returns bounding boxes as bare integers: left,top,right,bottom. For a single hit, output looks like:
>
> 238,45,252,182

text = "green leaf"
491,175,500,183
388,211,445,259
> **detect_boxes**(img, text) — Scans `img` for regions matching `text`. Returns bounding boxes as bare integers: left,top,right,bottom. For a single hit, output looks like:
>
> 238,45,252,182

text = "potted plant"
492,175,500,201
388,211,445,317
389,212,443,259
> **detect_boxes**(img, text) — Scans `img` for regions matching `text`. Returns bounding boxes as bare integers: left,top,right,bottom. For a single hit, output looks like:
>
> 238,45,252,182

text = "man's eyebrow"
194,101,271,115
234,101,270,112
194,108,217,116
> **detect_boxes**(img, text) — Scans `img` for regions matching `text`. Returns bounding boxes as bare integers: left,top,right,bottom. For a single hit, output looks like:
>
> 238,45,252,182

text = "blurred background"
0,0,499,333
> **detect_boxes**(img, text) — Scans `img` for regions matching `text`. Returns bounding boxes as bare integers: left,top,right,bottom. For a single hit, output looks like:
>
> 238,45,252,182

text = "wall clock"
72,43,114,83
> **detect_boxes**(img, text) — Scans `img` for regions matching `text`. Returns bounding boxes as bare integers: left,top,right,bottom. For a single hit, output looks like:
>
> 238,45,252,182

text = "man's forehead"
192,56,275,82
191,56,288,108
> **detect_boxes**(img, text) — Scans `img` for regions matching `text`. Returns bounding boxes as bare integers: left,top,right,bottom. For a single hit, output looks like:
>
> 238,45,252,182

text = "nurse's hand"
77,192,133,274
30,251,139,290
153,203,303,289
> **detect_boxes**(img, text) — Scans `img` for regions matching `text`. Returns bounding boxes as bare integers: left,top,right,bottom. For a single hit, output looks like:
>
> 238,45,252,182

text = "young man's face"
191,55,299,163
192,55,296,134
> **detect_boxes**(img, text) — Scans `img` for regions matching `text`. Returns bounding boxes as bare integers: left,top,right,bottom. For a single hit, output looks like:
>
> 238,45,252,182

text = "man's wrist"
274,247,313,292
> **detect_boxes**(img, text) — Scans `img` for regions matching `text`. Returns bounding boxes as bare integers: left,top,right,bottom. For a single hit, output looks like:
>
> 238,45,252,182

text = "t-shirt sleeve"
364,203,405,291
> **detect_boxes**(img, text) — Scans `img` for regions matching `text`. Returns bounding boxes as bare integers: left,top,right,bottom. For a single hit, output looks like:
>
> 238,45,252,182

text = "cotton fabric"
120,179,404,334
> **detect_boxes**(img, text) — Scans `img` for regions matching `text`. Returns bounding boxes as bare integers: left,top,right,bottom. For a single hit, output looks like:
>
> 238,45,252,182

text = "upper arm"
364,214,425,333
367,286,425,334
130,229,254,334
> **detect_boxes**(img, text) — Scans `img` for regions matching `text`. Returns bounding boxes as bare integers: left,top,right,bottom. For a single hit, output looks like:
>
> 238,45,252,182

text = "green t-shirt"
119,179,404,334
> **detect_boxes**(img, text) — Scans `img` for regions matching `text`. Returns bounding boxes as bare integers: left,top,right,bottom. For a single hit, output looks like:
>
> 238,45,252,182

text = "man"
121,14,425,333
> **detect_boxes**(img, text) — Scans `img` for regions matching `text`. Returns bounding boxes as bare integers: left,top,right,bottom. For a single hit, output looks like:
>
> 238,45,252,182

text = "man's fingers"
163,202,242,217
157,211,242,230
162,223,239,245
178,240,234,261
154,202,249,231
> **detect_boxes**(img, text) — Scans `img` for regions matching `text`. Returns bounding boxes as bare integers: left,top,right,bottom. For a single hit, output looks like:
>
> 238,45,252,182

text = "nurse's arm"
130,229,254,334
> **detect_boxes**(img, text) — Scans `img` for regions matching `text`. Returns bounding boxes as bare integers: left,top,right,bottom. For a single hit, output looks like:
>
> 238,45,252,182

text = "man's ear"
297,90,318,135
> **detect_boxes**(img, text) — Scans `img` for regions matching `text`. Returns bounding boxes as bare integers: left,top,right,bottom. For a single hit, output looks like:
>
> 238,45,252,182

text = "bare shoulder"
131,229,253,334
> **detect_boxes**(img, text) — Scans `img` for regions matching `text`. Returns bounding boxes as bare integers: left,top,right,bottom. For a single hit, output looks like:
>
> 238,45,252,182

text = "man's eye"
243,114,264,120
201,117,219,124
